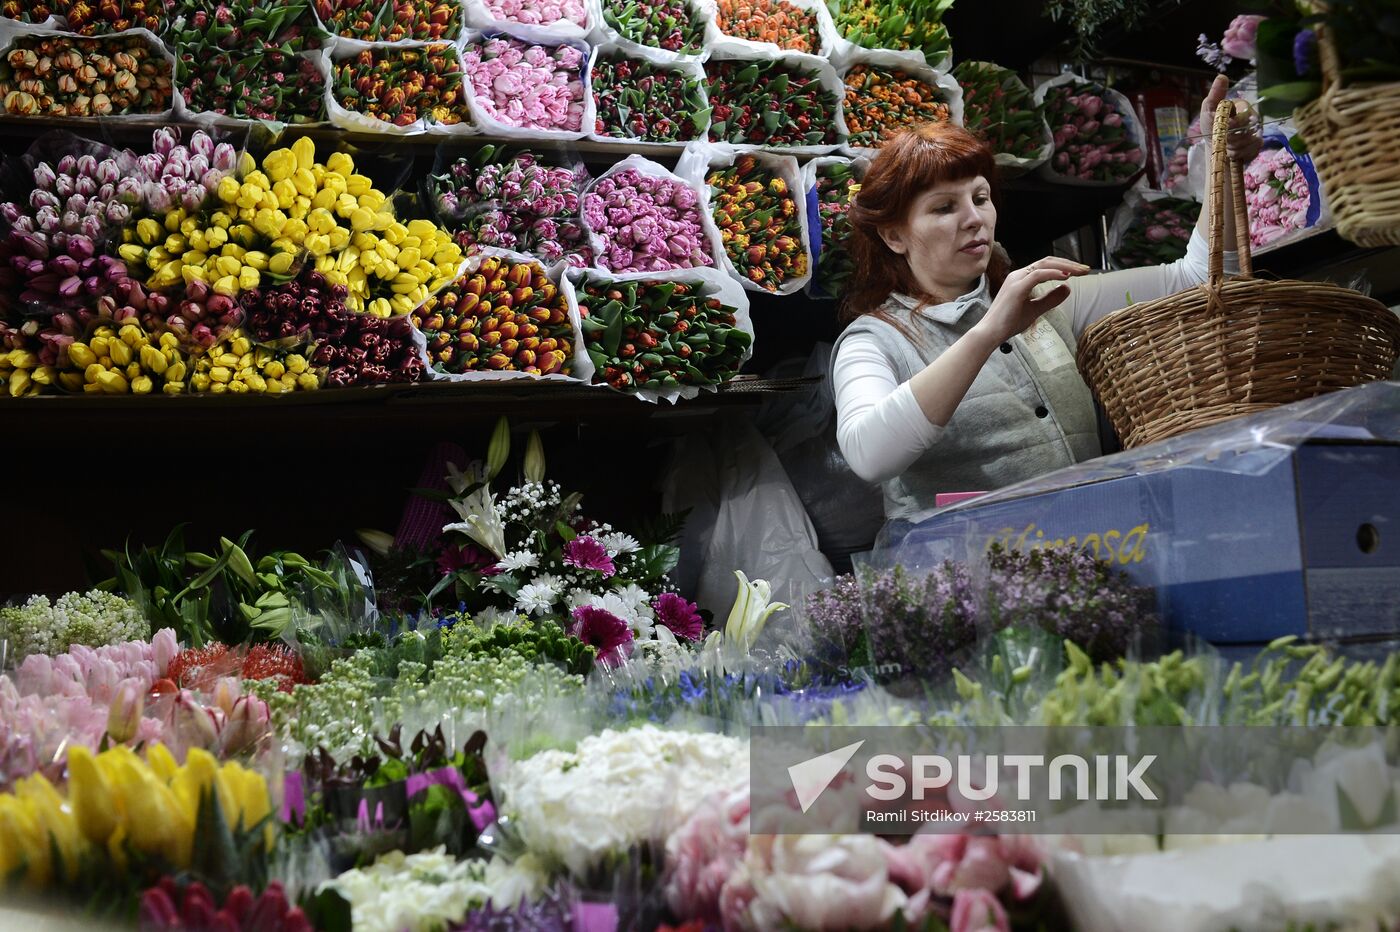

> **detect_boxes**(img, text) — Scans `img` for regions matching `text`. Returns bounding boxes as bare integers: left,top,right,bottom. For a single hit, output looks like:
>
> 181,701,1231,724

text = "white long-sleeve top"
834,230,1237,488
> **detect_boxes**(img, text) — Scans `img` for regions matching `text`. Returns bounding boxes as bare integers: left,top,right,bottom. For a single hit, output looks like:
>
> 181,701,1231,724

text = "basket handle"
1207,99,1254,286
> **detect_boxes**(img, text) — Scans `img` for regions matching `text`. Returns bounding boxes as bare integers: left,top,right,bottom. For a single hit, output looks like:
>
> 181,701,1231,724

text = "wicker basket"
1294,25,1400,247
1076,101,1400,450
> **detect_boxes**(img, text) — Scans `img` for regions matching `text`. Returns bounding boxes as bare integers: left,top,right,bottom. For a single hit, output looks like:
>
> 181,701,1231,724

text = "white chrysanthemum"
600,532,640,556
531,572,563,592
515,583,558,617
569,590,654,640
500,727,749,877
496,550,540,573
616,583,653,612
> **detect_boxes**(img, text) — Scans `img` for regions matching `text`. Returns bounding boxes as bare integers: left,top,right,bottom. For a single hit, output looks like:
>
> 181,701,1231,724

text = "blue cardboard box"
888,384,1400,646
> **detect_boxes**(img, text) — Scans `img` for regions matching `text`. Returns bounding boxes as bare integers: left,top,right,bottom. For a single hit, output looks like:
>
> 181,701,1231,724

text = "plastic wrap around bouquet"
562,264,753,403
802,155,865,300
581,154,727,275
681,143,814,295
838,51,962,157
1035,73,1146,187
587,41,712,146
1108,187,1201,270
953,60,1052,176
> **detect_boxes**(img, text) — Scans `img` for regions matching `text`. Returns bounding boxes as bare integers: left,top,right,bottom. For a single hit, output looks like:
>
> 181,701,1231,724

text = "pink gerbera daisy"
653,592,704,641
563,536,615,578
571,606,634,667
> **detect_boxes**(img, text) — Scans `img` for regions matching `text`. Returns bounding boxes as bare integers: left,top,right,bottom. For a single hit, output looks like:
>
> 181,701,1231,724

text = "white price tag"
1022,319,1076,373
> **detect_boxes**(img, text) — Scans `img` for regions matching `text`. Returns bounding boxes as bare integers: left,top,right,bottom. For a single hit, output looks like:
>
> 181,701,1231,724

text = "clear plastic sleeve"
1034,71,1148,189
459,29,594,141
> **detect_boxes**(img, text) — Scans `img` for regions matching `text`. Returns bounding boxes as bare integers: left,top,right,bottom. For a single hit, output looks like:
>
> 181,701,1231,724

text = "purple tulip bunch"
241,270,348,345
136,128,239,215
160,276,245,351
430,147,593,267
0,151,138,308
582,167,713,273
309,312,426,386
49,277,165,340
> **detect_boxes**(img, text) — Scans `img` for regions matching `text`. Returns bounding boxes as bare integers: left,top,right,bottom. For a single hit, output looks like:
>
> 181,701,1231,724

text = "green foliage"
1041,0,1157,62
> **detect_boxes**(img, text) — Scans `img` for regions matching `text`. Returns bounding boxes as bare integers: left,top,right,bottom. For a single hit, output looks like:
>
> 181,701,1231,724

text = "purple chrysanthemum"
653,592,704,641
563,536,615,577
571,606,633,667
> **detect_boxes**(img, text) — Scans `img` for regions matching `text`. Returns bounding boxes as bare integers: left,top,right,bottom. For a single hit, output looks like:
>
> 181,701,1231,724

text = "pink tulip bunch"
462,37,587,132
1044,80,1144,184
582,167,712,272
135,127,239,215
1244,145,1312,247
483,0,588,28
0,149,138,307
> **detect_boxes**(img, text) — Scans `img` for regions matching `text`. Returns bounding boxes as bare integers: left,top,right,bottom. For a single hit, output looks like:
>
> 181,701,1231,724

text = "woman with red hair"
833,76,1259,521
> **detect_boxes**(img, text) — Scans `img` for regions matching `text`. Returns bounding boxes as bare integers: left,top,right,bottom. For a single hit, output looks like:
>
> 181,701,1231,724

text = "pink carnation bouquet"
462,36,587,132
582,167,714,272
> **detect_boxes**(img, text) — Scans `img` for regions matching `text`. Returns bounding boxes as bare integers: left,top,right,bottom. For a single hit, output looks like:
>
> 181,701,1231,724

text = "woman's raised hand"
976,257,1090,345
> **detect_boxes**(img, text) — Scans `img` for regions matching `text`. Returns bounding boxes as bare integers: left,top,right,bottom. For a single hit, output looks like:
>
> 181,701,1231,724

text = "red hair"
842,122,1010,323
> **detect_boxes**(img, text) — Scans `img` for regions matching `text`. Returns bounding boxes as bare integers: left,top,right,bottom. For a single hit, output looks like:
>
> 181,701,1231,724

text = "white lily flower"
441,461,508,558
724,570,788,651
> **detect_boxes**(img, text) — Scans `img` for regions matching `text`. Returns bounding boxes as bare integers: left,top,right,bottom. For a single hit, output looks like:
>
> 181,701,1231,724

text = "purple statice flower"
563,536,615,577
849,563,981,676
803,573,867,659
571,606,633,667
653,592,704,641
1293,28,1319,76
983,544,1157,662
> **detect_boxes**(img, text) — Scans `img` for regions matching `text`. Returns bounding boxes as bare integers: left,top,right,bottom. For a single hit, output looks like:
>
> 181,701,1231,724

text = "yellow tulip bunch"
188,331,320,394
0,744,273,890
0,347,56,397
63,324,190,395
117,201,298,297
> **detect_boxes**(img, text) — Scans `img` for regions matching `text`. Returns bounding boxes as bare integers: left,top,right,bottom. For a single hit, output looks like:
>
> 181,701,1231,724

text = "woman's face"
878,175,997,296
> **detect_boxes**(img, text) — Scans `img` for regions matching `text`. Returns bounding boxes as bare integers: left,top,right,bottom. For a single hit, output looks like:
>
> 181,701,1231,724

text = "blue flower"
1293,29,1318,76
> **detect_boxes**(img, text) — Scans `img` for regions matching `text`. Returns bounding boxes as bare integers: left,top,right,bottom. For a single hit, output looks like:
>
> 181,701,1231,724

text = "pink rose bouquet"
462,36,587,133
582,167,714,272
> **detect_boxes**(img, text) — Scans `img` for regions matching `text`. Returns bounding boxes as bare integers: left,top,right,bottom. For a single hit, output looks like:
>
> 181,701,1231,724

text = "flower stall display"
1037,74,1147,186
703,0,829,56
465,0,591,35
568,268,753,397
411,253,579,378
314,0,463,42
599,0,707,59
705,151,812,294
841,57,961,152
953,60,1053,172
582,156,721,273
802,156,862,300
461,35,590,138
1110,191,1201,269
590,47,710,145
0,31,174,117
704,52,844,151
429,145,593,268
327,43,472,132
826,0,953,68
1244,137,1324,250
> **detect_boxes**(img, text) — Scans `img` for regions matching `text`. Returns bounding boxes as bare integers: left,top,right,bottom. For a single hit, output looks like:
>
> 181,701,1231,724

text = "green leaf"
174,549,234,601
602,308,625,357
556,520,577,542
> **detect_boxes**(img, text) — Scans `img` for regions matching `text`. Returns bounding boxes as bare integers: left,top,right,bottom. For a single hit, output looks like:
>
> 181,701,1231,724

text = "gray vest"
833,285,1102,520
